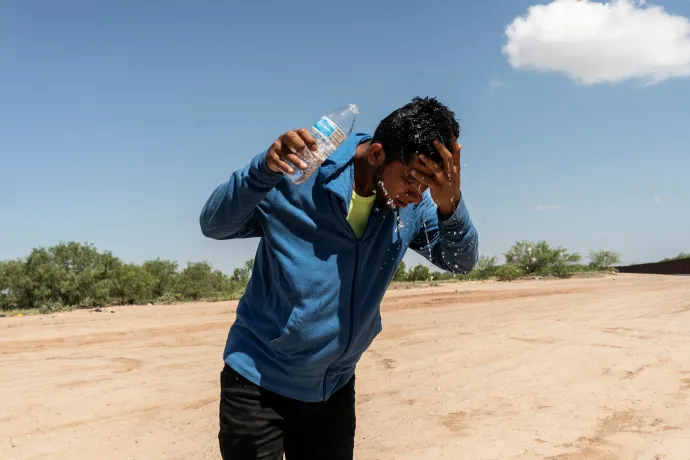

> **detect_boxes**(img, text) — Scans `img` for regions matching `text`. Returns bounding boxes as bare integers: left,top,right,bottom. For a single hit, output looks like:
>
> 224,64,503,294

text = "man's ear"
367,143,386,167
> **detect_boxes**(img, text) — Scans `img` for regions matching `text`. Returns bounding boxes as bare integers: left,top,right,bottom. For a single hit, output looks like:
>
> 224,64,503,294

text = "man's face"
375,156,431,209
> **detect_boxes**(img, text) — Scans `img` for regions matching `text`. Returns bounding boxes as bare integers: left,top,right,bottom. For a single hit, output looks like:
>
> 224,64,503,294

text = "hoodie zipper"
321,196,381,401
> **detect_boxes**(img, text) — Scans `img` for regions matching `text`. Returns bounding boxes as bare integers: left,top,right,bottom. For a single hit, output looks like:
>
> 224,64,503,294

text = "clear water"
286,127,331,184
421,218,433,262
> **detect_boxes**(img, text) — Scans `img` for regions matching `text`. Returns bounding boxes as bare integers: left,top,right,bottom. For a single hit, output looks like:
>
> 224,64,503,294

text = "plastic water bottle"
286,104,359,184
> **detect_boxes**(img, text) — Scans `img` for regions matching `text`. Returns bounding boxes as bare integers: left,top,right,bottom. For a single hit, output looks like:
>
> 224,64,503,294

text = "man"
200,96,478,459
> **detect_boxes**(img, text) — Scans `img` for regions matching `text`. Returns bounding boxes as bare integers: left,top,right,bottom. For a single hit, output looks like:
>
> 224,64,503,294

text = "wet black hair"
371,96,460,165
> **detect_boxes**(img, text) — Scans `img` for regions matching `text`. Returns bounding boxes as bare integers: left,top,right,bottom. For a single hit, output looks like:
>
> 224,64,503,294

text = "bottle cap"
348,104,360,115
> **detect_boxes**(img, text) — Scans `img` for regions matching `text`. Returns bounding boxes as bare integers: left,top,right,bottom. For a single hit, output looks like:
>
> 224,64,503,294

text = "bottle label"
313,116,346,147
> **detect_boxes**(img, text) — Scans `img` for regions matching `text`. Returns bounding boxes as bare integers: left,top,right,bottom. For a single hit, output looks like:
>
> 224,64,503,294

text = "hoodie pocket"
268,307,305,357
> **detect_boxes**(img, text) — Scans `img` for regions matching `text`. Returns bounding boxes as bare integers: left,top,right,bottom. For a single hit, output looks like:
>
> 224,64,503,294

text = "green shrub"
38,300,70,315
588,250,622,270
660,252,690,262
154,293,184,305
0,242,252,311
505,241,581,276
393,261,407,281
111,264,156,305
548,261,574,279
407,264,432,282
143,259,179,298
496,264,524,281
474,256,498,280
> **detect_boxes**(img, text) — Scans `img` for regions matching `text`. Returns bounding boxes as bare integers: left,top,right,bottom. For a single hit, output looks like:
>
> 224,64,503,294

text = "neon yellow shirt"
346,190,376,239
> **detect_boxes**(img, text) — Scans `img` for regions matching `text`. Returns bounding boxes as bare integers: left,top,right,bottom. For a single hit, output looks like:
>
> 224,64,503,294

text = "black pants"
218,364,356,460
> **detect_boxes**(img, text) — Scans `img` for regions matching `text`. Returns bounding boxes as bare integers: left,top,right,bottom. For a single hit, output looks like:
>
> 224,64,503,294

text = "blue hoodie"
200,132,478,403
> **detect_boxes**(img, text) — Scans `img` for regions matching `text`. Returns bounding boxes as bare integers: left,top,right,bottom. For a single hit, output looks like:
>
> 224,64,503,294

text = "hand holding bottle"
265,129,319,175
265,104,359,184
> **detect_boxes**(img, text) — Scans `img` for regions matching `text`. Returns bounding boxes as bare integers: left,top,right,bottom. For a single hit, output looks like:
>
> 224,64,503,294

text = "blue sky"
1,0,689,272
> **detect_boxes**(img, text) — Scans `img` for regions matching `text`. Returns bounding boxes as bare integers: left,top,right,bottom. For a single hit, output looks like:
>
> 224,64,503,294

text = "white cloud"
503,0,690,85
536,204,563,211
654,196,663,204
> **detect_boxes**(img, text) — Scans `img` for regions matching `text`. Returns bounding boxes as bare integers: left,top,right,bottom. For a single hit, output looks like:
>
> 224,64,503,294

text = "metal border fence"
616,258,690,275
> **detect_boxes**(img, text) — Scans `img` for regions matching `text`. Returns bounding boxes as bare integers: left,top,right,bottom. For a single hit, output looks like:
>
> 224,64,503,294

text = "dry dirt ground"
2,274,690,460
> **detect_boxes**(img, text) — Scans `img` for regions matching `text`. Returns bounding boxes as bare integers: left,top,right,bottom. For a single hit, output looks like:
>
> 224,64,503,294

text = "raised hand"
265,129,318,175
410,139,462,218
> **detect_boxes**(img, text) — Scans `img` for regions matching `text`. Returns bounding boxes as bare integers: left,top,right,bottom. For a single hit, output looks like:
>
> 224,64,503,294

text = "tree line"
0,242,253,313
394,241,623,283
1,240,681,313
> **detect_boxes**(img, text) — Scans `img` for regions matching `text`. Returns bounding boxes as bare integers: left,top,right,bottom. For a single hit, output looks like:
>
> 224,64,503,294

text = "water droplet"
395,212,406,233
422,219,433,262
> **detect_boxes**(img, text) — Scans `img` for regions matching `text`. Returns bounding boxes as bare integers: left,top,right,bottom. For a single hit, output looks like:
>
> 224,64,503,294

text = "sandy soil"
2,274,690,460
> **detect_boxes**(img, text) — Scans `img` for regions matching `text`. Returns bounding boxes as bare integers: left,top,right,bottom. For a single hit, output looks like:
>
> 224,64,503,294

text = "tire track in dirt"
544,410,681,459
12,403,173,438
56,357,143,388
382,287,592,312
620,365,651,380
111,357,143,372
0,321,229,355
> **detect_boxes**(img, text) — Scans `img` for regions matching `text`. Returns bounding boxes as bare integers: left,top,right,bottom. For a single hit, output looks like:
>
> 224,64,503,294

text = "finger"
452,141,462,170
268,140,282,157
296,128,318,152
268,150,295,175
277,161,296,174
410,155,434,176
419,154,446,181
410,169,438,189
283,131,312,169
410,165,435,182
280,144,308,170
283,131,307,154
433,140,453,174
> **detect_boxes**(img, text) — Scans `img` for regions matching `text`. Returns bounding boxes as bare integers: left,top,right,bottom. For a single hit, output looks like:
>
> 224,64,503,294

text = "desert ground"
2,274,690,460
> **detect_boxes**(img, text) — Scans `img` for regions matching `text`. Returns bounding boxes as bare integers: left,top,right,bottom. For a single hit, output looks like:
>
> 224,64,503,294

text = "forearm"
199,151,282,240
429,198,479,274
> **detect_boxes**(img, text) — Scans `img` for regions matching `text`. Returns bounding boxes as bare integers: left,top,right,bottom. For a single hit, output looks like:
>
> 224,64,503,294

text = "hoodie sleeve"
409,193,479,274
199,151,284,240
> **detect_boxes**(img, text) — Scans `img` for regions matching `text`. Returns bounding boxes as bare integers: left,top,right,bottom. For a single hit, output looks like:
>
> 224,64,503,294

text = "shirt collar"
317,132,372,202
